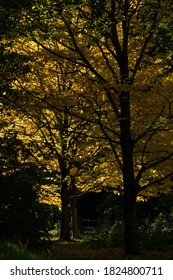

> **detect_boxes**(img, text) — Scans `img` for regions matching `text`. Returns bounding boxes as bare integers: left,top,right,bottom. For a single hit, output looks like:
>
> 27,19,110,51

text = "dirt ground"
48,240,173,260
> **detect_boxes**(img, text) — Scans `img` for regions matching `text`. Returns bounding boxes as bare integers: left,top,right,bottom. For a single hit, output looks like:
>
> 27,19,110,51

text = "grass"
0,241,68,260
0,241,45,260
1,238,173,260
1,219,173,260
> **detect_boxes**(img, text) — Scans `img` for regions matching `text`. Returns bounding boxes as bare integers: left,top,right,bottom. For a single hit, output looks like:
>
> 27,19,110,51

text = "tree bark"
70,196,80,239
59,158,71,240
69,175,80,239
124,186,137,254
119,90,138,254
60,179,70,240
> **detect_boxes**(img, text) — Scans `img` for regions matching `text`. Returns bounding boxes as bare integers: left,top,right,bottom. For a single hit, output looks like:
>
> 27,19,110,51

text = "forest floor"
47,240,173,260
1,239,173,260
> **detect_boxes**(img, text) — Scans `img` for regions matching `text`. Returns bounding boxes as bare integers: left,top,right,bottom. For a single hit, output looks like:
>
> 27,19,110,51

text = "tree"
15,0,173,253
12,47,114,240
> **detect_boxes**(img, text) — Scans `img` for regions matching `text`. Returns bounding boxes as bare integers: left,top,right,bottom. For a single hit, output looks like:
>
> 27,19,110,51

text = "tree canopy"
0,0,173,254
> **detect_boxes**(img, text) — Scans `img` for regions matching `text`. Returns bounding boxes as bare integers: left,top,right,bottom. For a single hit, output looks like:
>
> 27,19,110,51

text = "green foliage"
90,193,124,247
0,133,60,247
137,194,173,250
0,166,60,247
0,132,29,173
95,220,124,247
0,240,65,259
0,241,44,260
139,211,173,250
0,0,32,37
0,0,31,105
88,0,106,17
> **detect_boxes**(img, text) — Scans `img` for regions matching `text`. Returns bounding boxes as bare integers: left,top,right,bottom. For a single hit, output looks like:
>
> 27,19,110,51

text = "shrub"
95,219,124,247
139,210,173,250
0,165,60,247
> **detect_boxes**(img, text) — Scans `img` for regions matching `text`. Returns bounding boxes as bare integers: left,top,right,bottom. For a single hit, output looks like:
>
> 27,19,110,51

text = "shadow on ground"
48,240,173,260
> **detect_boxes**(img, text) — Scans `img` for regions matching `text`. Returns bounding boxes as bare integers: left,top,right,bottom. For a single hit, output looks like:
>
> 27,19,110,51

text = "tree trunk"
69,175,80,239
60,179,70,240
59,158,71,240
71,196,80,239
124,181,137,254
119,90,138,254
60,184,70,240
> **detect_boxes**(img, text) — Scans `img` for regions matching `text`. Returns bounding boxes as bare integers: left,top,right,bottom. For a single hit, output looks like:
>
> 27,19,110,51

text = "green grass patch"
0,241,70,260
